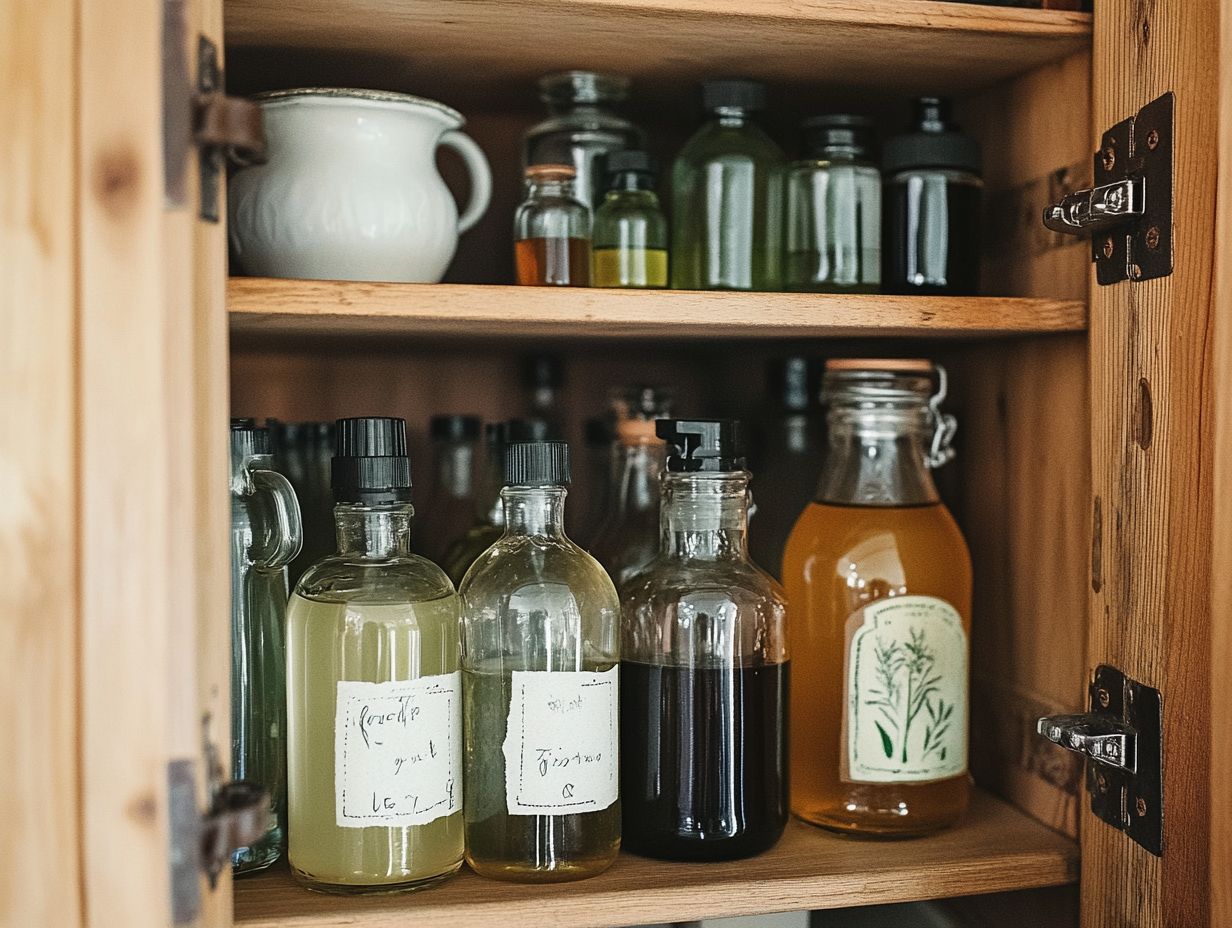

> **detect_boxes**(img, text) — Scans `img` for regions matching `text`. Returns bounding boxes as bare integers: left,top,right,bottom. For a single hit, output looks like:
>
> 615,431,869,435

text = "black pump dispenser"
331,416,413,504
504,441,571,487
657,419,746,472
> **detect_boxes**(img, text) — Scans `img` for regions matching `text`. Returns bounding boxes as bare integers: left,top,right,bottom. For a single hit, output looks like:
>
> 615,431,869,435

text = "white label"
843,595,968,784
334,673,462,828
502,668,619,816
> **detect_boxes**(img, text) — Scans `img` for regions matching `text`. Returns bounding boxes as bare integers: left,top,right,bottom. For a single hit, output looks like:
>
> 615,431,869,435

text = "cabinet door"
1088,2,1228,925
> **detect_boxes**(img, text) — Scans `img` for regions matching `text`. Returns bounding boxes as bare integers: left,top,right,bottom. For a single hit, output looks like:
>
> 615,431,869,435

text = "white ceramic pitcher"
229,88,492,283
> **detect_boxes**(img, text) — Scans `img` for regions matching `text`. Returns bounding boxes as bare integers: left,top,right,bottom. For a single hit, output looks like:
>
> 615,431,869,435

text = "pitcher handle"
251,468,304,570
440,130,492,234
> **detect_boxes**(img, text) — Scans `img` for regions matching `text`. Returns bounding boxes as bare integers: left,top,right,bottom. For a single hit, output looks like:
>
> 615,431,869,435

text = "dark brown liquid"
515,237,591,287
620,660,788,861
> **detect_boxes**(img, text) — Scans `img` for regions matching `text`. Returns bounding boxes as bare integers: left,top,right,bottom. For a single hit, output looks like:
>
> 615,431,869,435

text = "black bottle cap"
656,419,746,472
430,414,481,442
230,418,270,457
701,79,766,114
883,96,982,176
605,149,657,179
331,416,413,503
766,357,817,413
801,114,875,159
521,354,564,390
503,441,571,487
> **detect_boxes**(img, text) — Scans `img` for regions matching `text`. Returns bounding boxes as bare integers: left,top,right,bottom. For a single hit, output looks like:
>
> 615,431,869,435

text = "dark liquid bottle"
514,237,591,287
513,164,591,287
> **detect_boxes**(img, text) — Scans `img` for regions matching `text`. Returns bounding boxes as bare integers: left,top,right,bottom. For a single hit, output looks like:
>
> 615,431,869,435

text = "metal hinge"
1037,664,1162,856
1042,92,1173,284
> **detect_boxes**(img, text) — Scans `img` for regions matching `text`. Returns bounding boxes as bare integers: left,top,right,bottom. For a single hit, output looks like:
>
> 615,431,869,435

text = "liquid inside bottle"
514,164,591,287
592,150,669,288
514,237,592,287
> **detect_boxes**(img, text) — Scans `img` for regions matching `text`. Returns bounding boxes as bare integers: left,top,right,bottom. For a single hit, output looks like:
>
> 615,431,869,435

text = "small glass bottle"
230,420,302,874
286,417,464,893
883,97,983,295
460,441,621,882
420,415,481,565
621,420,789,861
782,360,971,837
589,386,671,588
671,79,784,291
783,115,881,293
523,71,644,208
592,151,668,288
514,164,592,287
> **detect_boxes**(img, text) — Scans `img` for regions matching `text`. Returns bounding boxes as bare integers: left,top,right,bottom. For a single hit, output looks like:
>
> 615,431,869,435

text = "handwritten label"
502,668,618,816
334,673,462,828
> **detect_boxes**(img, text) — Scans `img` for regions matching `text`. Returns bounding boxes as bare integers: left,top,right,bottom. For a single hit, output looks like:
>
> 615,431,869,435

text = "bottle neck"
711,106,751,127
435,440,475,499
525,179,580,201
611,439,664,515
501,486,568,539
334,502,413,558
607,172,656,194
659,472,750,561
817,409,939,506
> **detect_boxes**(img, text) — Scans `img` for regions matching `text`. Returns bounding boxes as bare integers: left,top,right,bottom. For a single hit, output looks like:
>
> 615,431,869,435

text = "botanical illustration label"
334,673,462,828
503,667,619,816
842,595,967,784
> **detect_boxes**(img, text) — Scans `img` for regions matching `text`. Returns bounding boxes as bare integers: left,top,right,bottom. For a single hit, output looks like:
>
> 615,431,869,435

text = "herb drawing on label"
864,627,947,763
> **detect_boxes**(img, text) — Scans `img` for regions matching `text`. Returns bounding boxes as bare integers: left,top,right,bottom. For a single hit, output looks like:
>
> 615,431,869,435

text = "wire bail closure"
926,365,958,469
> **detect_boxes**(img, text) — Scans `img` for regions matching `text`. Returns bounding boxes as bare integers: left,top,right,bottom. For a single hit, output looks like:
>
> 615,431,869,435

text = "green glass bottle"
592,151,668,288
670,79,784,291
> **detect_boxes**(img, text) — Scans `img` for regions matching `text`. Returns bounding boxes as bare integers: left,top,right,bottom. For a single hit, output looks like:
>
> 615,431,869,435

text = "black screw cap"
656,419,746,472
503,441,571,487
331,416,412,503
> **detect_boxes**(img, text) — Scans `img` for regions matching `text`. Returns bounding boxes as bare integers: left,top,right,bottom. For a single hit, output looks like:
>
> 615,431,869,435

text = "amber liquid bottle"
514,164,591,287
783,359,971,837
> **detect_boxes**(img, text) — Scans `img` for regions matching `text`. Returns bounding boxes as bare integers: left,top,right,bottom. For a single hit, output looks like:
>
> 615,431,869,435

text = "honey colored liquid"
515,237,591,287
782,502,971,836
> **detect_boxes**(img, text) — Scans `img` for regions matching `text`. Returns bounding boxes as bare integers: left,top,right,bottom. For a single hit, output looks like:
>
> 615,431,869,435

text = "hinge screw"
1136,797,1148,817
1130,263,1144,280
1102,237,1115,259
1146,128,1160,151
1097,687,1111,708
1101,145,1116,172
1145,226,1161,250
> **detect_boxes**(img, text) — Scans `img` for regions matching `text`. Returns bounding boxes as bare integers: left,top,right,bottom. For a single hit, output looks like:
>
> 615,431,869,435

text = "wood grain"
1088,1,1218,925
228,279,1087,341
233,790,1077,928
0,0,82,925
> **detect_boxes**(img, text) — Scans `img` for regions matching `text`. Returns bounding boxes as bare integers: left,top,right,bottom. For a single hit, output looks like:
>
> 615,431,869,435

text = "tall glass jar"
620,420,789,860
286,417,464,893
782,360,971,837
523,71,644,208
514,165,591,287
460,441,622,882
230,420,302,874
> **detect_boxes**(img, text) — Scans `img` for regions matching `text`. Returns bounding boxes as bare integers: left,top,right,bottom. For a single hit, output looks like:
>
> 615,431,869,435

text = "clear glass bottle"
782,360,971,837
592,151,668,288
620,420,789,861
268,420,335,585
523,71,644,208
671,79,784,291
589,386,671,588
230,420,303,874
783,115,881,293
420,415,481,565
514,165,592,287
460,441,621,882
286,417,464,893
522,354,566,440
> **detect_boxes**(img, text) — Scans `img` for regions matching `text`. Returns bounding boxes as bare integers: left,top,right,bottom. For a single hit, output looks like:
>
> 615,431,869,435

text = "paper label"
502,667,619,816
842,595,968,784
334,673,462,828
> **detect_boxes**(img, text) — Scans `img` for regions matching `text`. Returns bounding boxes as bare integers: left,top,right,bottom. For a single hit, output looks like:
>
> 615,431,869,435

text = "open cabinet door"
1086,2,1222,926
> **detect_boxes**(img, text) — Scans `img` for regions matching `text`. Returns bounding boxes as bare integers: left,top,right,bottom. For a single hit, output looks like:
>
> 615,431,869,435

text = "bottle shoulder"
623,556,786,609
295,551,456,603
460,535,619,603
675,121,785,166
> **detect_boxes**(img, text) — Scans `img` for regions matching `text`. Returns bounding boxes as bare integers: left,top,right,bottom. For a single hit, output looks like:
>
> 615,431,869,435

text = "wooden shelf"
228,278,1087,341
233,790,1078,927
224,0,1091,106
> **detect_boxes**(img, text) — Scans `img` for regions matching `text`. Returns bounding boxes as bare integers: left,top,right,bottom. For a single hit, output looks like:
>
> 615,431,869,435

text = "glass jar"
286,417,464,893
592,151,669,288
620,420,789,860
230,420,303,874
783,115,881,293
459,442,621,883
514,165,591,287
523,71,644,209
782,360,971,837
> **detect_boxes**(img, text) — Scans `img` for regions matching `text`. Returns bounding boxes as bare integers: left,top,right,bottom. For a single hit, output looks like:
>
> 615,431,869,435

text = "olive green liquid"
286,594,464,892
463,660,621,882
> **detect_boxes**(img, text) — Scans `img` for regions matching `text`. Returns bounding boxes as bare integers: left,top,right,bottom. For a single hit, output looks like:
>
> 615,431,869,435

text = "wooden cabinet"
2,1,1229,926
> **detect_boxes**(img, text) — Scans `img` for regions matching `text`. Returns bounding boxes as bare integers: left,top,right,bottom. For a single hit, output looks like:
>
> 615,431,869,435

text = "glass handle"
251,468,303,569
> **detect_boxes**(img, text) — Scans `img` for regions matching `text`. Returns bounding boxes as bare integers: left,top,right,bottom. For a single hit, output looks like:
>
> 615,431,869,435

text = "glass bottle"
621,420,789,861
268,420,334,586
883,97,983,295
460,441,621,882
747,357,823,579
671,79,784,291
286,417,464,893
523,71,644,209
420,415,481,565
782,360,971,837
514,164,592,287
522,354,566,440
589,386,671,588
230,420,302,874
783,115,881,293
592,151,668,288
